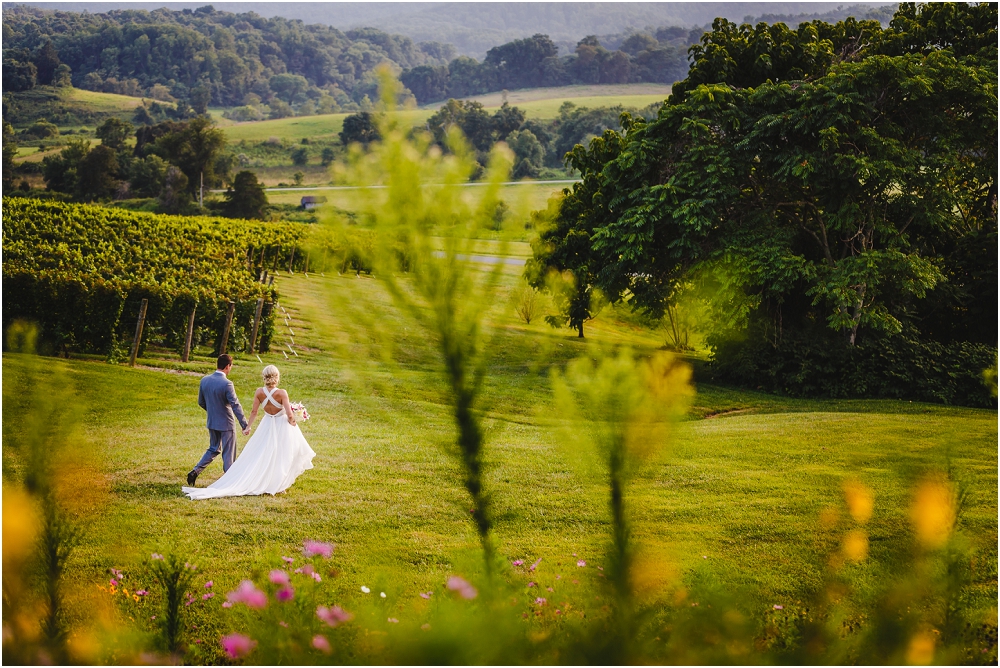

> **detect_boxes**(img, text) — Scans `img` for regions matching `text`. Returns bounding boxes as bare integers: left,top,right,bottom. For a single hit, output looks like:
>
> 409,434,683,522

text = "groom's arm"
226,381,250,430
198,381,207,411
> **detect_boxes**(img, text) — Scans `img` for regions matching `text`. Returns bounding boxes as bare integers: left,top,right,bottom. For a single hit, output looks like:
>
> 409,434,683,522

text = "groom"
187,354,251,486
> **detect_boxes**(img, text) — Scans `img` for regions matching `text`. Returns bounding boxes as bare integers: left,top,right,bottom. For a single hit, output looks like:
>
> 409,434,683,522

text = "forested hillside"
529,2,998,405
2,4,452,113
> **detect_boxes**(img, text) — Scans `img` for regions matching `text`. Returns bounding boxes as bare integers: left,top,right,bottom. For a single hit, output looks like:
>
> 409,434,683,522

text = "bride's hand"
287,414,297,426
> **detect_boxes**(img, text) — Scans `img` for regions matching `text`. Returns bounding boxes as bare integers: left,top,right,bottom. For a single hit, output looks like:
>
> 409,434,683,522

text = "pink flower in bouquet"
269,570,291,586
312,635,332,655
227,580,267,609
446,576,478,600
316,605,353,628
302,540,334,558
221,633,256,659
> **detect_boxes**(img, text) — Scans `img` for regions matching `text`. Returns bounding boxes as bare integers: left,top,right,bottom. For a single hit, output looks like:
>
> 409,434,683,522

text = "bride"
183,365,315,500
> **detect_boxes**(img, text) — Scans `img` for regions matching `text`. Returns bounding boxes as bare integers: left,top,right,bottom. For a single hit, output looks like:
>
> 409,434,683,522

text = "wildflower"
194,639,202,644
227,581,268,609
446,576,478,600
535,597,547,606
773,605,784,610
150,615,156,620
380,592,386,599
203,593,214,601
419,592,432,599
136,590,148,596
269,570,291,586
302,540,334,559
388,618,399,623
110,568,123,578
184,562,197,571
555,575,561,580
529,558,542,572
361,586,371,594
597,566,603,571
222,602,232,608
312,635,332,655
555,609,562,615
279,621,289,628
421,623,431,631
311,572,322,583
110,579,118,587
151,553,164,561
577,560,586,567
295,564,315,576
133,595,140,602
276,587,294,602
527,582,536,588
572,553,577,557
204,581,214,589
512,560,524,566
316,605,353,628
546,587,554,592
282,556,295,564
702,556,707,559
221,633,256,660
572,580,579,585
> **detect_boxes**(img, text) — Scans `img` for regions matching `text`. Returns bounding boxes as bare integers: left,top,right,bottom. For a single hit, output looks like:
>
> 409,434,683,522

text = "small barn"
300,195,328,210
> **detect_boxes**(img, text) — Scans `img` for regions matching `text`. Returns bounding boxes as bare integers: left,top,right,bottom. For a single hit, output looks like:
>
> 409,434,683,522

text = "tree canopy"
530,2,997,402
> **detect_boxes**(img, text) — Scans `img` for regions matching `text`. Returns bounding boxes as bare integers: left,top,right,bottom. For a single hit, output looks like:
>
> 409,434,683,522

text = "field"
3,247,996,663
220,83,670,145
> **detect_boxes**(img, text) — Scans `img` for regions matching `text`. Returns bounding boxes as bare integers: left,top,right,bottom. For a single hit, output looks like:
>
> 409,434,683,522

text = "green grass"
221,84,671,145
3,265,996,663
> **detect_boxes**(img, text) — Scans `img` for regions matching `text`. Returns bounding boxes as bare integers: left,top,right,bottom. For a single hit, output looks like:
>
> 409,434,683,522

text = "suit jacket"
198,371,249,431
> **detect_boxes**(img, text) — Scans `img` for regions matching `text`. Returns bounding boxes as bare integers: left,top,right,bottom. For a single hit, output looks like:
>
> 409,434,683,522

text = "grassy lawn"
423,83,672,110
3,260,996,662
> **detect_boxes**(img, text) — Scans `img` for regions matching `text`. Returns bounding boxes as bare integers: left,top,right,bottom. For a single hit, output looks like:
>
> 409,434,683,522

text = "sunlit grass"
2,267,995,662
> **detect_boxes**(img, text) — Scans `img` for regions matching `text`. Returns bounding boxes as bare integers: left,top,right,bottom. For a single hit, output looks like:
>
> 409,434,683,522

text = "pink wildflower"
221,633,256,660
535,597,547,606
316,605,353,628
227,580,267,609
302,540,334,559
512,560,524,566
136,590,148,596
527,582,536,588
202,593,214,601
577,560,586,567
282,556,294,564
204,581,213,589
529,558,542,572
773,605,784,610
555,574,561,579
312,635,332,655
151,553,164,561
275,587,294,602
269,570,291,586
446,576,478,600
279,621,289,628
419,592,432,599
110,579,118,587
311,572,322,583
546,587,554,592
555,609,562,615
387,618,399,623
222,601,232,608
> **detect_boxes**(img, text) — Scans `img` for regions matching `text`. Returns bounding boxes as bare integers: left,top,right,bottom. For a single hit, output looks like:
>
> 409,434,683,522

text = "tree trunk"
577,321,584,338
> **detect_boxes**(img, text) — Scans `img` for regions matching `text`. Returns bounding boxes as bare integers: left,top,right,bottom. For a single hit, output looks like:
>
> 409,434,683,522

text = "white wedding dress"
183,387,316,500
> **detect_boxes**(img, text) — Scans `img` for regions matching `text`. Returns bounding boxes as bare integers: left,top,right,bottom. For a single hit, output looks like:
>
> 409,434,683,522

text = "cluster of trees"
334,98,660,179
36,116,268,219
528,3,997,405
402,31,697,105
1,4,453,114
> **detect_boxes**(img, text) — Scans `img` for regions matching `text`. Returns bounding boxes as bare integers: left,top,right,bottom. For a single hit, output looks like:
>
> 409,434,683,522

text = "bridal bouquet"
289,402,310,421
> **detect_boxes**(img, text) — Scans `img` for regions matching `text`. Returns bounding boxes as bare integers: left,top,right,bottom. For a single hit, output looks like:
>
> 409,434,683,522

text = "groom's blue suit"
192,370,249,475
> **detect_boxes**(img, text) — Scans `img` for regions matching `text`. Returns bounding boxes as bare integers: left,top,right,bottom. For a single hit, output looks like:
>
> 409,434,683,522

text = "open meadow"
3,257,997,663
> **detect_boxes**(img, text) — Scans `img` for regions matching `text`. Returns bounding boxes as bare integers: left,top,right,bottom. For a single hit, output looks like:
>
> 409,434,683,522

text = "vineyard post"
261,270,268,284
288,247,296,274
268,275,275,287
271,248,279,271
220,301,236,355
129,298,149,367
248,298,264,354
182,305,197,363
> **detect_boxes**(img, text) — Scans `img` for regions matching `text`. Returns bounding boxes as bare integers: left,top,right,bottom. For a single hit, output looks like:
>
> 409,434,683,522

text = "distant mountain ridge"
20,2,897,59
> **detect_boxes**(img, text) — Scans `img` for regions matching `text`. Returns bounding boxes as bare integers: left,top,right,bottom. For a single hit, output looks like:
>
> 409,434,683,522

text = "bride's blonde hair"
262,365,280,388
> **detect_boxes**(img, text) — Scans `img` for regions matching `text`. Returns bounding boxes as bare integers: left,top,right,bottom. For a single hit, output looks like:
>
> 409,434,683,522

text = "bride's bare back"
249,386,296,424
